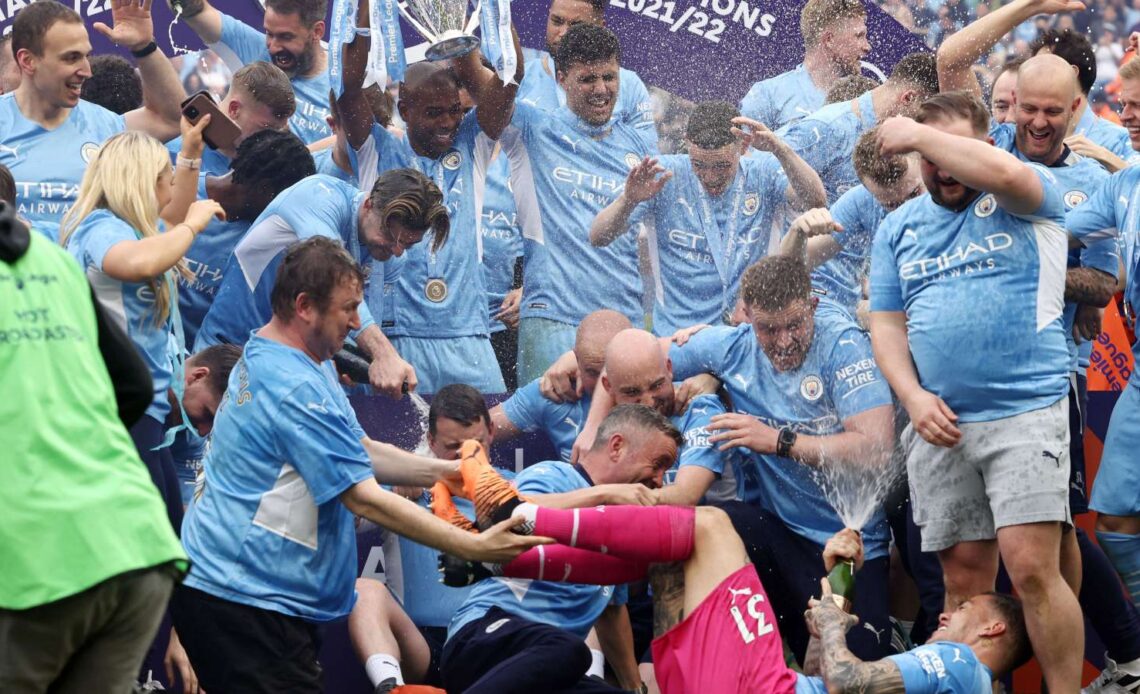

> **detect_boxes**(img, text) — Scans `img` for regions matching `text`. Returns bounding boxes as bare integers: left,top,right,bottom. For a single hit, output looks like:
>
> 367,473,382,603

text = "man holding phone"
168,61,296,176
169,0,332,144
0,0,186,241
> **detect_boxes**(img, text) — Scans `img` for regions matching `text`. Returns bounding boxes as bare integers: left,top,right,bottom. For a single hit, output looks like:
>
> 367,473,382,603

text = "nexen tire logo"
899,233,1013,280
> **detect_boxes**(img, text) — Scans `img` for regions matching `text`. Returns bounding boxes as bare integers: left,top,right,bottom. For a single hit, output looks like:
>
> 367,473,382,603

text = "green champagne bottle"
827,560,856,611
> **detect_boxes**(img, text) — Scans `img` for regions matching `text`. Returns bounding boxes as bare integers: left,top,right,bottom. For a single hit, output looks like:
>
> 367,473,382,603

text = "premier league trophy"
399,0,482,61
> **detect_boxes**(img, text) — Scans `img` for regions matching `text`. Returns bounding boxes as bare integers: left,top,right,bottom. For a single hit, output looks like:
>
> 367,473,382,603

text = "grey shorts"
906,397,1071,553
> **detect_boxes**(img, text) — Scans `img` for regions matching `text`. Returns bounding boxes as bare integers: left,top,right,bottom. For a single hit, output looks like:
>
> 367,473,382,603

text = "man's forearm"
789,427,892,470
909,126,1039,208
1065,267,1117,306
870,313,926,408
937,0,1037,92
362,440,459,486
817,608,906,693
772,142,827,210
590,194,639,247
342,481,481,559
130,49,187,139
356,324,399,361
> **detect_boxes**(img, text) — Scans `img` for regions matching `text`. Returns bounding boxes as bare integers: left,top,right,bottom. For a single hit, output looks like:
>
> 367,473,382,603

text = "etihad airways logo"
552,167,624,193
899,232,1013,281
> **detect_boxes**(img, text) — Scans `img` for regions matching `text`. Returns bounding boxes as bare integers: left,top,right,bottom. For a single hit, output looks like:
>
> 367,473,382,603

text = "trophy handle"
396,0,436,42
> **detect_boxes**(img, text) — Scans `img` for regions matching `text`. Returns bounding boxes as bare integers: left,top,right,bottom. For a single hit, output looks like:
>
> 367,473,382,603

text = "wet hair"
230,129,315,203
270,236,364,321
852,127,908,187
800,0,866,50
367,168,451,253
188,344,243,397
686,101,739,150
982,592,1033,675
1120,53,1140,83
916,90,990,136
231,61,296,121
264,0,327,27
81,55,142,114
0,163,15,206
826,74,879,104
740,255,813,312
888,51,939,97
1030,29,1095,95
991,56,1025,90
429,383,491,436
12,0,83,58
554,22,620,74
590,404,683,452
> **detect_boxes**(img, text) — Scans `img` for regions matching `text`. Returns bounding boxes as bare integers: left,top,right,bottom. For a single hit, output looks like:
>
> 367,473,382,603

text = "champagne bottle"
827,559,856,611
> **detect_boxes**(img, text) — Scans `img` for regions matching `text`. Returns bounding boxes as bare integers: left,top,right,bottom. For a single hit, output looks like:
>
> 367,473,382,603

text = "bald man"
598,329,736,505
336,5,525,395
491,310,631,462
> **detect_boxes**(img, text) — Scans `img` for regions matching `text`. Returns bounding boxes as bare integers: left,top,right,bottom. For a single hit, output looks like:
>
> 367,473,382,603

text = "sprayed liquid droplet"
409,391,432,455
809,440,906,534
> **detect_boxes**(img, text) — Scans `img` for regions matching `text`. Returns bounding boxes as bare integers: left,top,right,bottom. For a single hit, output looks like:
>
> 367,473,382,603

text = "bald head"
602,329,675,415
397,62,463,159
574,310,633,396
1013,53,1081,164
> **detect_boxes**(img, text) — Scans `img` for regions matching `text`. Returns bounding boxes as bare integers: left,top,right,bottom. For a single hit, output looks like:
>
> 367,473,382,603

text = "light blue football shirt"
635,153,787,335
349,111,494,338
499,102,658,326
195,175,373,350
810,185,887,316
214,14,332,144
794,642,993,694
668,308,893,559
739,64,826,131
0,95,124,241
779,91,877,204
181,334,374,621
448,461,618,640
666,392,732,484
66,209,175,422
500,380,593,463
870,166,1072,422
482,152,523,334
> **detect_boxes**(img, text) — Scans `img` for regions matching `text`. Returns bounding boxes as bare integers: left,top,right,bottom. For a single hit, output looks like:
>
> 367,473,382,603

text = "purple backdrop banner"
1,0,925,104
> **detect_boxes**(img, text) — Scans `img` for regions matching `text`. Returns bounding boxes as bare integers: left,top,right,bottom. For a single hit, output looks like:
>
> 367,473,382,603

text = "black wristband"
130,41,158,58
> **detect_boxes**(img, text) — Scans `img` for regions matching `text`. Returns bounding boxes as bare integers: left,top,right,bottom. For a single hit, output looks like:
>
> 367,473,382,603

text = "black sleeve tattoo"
1064,267,1117,306
816,606,907,694
648,562,686,638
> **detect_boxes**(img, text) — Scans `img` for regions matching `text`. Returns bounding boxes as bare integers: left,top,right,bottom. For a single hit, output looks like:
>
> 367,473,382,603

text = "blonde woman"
61,120,224,534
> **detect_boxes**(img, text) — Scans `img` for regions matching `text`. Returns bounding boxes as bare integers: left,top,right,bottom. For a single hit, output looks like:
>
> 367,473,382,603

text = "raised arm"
160,116,210,228
937,0,1086,95
589,157,670,247
361,438,463,487
164,0,224,44
450,27,524,140
337,0,377,151
733,116,826,211
98,0,187,141
780,207,844,270
877,116,1044,216
805,581,906,693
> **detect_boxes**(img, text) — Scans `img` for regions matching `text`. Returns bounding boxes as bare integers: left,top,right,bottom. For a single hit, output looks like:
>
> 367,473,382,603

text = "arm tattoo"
816,607,906,694
648,562,686,638
1064,267,1116,306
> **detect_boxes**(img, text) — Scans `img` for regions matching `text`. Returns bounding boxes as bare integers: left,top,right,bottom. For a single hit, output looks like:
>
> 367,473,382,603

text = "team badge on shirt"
624,153,640,169
442,151,462,170
799,375,824,401
974,194,997,218
742,194,759,216
81,143,100,164
1064,190,1088,208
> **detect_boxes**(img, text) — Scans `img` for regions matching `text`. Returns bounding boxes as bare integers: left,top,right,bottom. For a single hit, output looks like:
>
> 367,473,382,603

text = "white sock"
1117,657,1140,677
587,648,605,678
365,653,404,686
512,501,539,526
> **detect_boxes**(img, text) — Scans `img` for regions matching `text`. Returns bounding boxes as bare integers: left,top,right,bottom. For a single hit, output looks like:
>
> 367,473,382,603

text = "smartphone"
179,90,241,152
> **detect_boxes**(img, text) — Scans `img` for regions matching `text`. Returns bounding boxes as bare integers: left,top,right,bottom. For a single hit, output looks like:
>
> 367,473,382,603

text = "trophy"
399,0,482,62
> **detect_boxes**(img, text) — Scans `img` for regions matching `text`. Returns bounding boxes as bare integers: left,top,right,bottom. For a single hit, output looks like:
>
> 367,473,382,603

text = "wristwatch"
776,427,798,458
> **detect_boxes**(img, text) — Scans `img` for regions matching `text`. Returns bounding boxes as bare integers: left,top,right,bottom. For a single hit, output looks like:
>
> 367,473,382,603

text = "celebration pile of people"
4,0,1140,692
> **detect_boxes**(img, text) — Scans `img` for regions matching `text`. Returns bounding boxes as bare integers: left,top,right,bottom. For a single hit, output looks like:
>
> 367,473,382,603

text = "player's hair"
187,344,244,398
991,56,1025,91
852,127,907,187
0,163,15,206
368,168,451,253
1119,55,1140,83
80,55,142,115
800,0,866,50
231,61,296,121
825,74,879,104
12,0,83,58
264,0,328,27
429,383,491,436
916,90,990,136
887,51,939,96
982,592,1033,675
739,255,813,312
554,23,620,74
270,236,365,321
230,130,315,205
686,101,739,150
59,132,180,326
590,404,683,453
1030,29,1095,95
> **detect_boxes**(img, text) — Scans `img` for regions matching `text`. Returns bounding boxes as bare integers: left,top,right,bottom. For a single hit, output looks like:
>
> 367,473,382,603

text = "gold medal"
425,278,448,303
